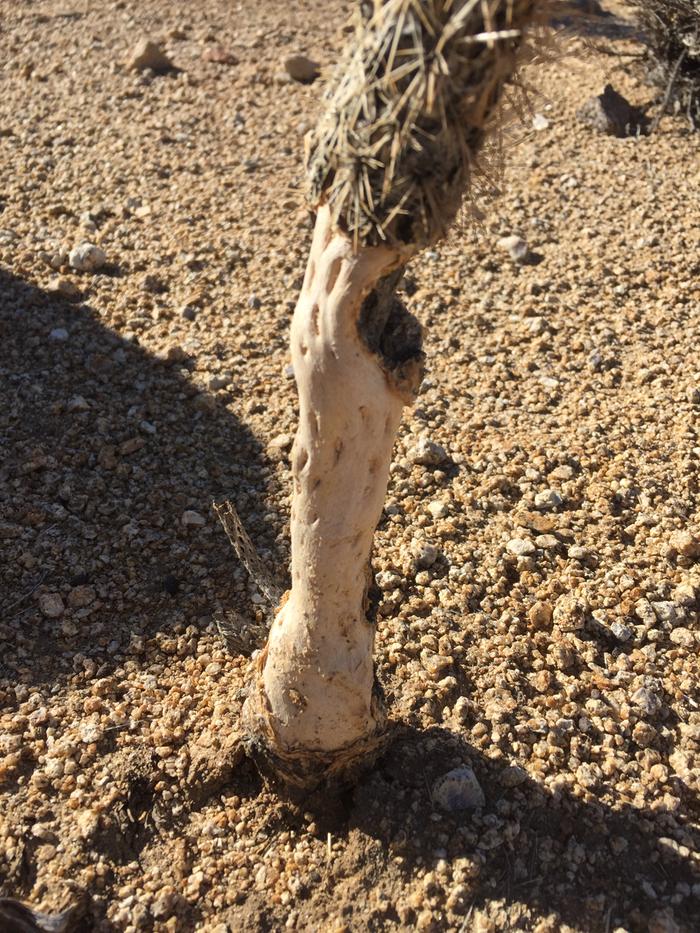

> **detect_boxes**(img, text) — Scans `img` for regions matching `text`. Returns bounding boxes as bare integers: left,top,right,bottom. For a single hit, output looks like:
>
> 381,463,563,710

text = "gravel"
1,1,698,931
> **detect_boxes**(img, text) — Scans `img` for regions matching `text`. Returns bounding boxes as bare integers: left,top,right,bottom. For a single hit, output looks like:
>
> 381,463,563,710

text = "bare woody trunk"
244,205,423,786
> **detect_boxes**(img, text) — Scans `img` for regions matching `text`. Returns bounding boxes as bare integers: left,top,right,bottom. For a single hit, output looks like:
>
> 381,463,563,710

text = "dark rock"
284,55,320,83
577,84,649,137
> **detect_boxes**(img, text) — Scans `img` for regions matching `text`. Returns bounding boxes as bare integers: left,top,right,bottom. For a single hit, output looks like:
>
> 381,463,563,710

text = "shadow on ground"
235,726,698,932
0,266,273,689
552,1,645,42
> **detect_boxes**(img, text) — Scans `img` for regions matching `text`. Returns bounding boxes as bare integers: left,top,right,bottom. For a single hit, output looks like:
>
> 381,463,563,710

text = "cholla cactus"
308,0,542,249
244,0,546,790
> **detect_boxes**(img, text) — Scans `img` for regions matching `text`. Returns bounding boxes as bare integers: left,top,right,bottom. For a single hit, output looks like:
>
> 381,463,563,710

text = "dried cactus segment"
307,0,546,249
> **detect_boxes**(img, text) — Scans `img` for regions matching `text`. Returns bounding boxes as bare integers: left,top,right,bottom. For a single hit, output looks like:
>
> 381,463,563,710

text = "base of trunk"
243,650,390,790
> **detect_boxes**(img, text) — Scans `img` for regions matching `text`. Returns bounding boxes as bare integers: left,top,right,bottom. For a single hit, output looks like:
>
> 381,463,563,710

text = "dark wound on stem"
357,269,426,403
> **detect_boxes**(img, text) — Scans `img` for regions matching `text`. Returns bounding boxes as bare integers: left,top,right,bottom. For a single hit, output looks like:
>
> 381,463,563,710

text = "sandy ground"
1,1,699,931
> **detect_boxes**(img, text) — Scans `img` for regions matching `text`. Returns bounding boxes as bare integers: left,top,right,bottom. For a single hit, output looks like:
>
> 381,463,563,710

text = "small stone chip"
500,765,528,788
427,500,448,519
67,585,95,609
651,601,679,626
408,437,448,467
669,627,695,648
632,721,657,748
506,537,535,557
534,489,563,511
498,234,529,263
433,766,485,812
553,594,588,632
610,620,633,642
128,39,175,74
631,687,662,716
119,437,145,456
66,395,89,412
48,277,82,300
39,593,65,618
268,433,293,451
284,55,320,83
669,529,700,557
412,540,439,569
182,510,206,527
69,242,106,273
528,600,553,629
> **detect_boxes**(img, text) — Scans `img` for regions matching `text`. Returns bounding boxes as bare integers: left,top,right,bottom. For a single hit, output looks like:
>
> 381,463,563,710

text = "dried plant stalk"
637,1,700,128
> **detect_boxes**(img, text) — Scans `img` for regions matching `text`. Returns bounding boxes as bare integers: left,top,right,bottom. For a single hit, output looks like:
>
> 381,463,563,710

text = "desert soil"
1,1,699,931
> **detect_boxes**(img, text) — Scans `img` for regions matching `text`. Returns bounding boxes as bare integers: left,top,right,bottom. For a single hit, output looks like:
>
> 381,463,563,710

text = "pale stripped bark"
243,205,422,787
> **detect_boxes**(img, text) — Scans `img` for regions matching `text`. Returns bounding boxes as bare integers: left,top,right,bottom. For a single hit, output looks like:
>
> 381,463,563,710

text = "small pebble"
669,529,699,557
68,242,106,273
632,721,657,748
610,620,633,642
534,489,562,511
553,594,588,631
433,766,485,812
408,437,447,467
631,687,662,716
500,765,528,788
528,600,553,629
527,316,548,335
67,585,95,609
47,278,82,301
39,593,65,618
181,510,206,527
208,374,231,391
497,234,529,263
268,433,293,451
651,602,678,626
284,55,320,83
427,500,448,519
669,628,695,648
128,39,174,74
507,537,535,557
412,540,438,569
202,45,238,66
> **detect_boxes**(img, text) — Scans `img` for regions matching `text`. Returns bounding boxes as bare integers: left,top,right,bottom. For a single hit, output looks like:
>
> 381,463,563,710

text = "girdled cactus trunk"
243,0,546,790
